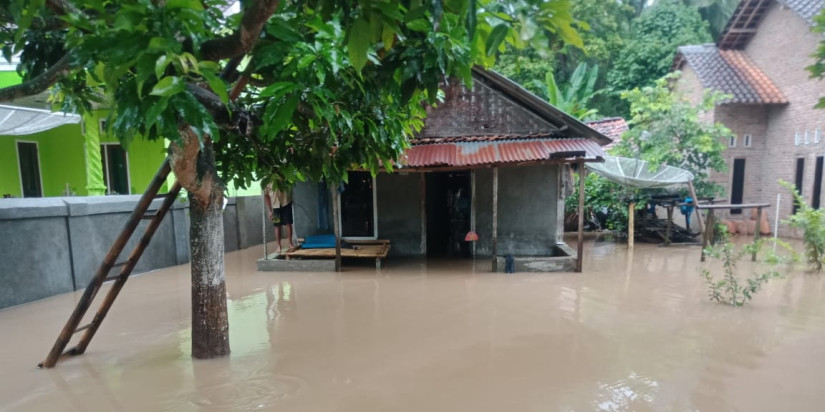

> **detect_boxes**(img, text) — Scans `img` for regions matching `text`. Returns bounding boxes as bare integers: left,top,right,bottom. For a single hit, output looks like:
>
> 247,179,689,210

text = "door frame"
337,171,378,240
15,139,44,197
100,142,132,195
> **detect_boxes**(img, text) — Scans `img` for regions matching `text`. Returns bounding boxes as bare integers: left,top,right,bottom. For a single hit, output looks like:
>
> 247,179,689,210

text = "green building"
0,65,259,198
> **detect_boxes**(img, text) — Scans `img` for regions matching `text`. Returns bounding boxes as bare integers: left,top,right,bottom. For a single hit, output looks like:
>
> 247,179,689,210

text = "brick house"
673,0,825,233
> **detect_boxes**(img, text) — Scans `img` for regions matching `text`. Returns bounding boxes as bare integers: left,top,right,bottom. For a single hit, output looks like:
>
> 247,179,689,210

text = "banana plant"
545,62,600,120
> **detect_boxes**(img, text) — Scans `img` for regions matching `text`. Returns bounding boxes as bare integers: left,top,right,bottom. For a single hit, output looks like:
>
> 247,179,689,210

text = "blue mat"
301,234,336,249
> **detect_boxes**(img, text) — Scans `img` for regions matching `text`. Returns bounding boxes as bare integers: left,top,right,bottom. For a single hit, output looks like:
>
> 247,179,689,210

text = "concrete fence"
0,195,272,310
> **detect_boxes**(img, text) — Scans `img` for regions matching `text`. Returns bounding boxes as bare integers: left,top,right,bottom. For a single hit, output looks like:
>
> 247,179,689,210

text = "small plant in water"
703,228,780,307
780,180,825,272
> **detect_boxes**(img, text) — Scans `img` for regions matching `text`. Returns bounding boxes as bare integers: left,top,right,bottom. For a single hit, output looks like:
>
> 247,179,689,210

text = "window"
729,135,737,147
744,134,752,147
16,141,43,197
805,130,810,145
816,129,822,144
795,132,801,146
339,171,377,238
100,143,130,195
794,158,805,214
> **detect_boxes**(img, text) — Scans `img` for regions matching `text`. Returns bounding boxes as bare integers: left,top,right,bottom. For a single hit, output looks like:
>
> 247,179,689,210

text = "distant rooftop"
585,117,628,149
674,44,787,104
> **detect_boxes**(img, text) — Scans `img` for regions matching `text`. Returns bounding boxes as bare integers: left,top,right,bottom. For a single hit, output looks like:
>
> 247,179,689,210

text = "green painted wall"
95,112,167,194
0,123,86,197
0,136,21,196
1,111,167,197
0,71,21,88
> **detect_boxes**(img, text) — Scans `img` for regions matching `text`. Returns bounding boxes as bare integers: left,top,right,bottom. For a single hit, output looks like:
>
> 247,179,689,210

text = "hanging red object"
464,231,479,242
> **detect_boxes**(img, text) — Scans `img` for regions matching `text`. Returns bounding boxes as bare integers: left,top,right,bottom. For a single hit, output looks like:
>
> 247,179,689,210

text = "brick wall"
710,104,769,220
746,1,825,235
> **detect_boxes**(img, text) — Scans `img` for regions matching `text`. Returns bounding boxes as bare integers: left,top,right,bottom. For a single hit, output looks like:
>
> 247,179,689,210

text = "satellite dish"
585,156,694,188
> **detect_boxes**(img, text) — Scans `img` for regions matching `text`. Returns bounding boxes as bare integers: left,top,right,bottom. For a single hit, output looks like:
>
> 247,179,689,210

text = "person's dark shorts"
272,202,293,226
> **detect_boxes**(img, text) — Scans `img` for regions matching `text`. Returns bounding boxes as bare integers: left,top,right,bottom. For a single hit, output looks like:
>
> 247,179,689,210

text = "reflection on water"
2,238,825,411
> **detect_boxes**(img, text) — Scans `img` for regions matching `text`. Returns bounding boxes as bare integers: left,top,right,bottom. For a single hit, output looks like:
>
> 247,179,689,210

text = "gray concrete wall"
377,173,423,256
0,194,269,310
474,164,560,256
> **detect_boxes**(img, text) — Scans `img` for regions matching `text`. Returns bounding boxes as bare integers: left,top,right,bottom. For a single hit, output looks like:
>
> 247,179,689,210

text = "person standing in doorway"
263,178,295,253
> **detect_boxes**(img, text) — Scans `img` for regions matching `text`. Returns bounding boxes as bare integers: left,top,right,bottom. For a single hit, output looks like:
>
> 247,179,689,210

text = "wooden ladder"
39,159,182,368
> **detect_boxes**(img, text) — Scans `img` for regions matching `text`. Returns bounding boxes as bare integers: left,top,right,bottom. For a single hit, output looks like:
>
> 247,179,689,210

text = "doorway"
426,171,471,257
101,143,130,195
730,158,746,214
16,141,42,197
340,171,376,238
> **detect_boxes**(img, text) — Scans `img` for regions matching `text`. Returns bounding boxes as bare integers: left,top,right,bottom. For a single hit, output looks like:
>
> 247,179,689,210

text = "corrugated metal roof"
402,138,605,168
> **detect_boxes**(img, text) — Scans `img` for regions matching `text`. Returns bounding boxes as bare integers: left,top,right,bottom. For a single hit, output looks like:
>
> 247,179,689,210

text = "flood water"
2,237,825,411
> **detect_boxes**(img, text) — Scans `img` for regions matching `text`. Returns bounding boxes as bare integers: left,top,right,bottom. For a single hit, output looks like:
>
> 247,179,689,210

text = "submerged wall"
0,194,272,310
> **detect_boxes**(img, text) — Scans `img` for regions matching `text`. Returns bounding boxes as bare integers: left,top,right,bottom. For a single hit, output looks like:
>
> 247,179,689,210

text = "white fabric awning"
0,104,81,136
586,156,694,188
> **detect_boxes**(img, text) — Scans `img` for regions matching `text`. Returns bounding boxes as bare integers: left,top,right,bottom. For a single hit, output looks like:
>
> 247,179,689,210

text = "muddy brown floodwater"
2,236,825,411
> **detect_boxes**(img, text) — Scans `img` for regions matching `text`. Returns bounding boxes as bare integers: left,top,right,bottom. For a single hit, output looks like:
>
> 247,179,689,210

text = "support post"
752,206,763,261
576,160,585,273
701,209,715,262
665,206,673,246
628,202,635,249
471,170,476,258
492,167,499,271
331,186,342,272
687,181,704,235
262,194,268,259
420,173,427,255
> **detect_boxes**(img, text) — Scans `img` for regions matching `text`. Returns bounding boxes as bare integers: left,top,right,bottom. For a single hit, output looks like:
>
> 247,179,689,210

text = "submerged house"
673,0,825,233
290,68,610,271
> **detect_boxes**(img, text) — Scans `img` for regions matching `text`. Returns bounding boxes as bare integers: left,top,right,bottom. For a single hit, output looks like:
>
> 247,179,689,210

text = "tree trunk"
189,189,230,359
170,127,230,359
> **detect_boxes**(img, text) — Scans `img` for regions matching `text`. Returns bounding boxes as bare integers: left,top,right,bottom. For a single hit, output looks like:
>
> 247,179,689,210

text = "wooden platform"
283,239,391,268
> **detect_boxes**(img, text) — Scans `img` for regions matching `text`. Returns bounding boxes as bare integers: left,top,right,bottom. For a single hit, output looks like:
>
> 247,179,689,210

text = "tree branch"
186,83,256,135
200,0,281,61
0,53,71,102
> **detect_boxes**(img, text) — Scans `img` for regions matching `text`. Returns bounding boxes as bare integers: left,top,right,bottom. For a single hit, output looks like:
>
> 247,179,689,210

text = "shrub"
779,180,825,272
702,228,780,307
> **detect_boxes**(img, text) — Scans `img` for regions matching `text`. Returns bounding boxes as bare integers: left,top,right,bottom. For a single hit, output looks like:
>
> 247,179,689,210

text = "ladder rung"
112,260,128,268
142,214,158,220
74,323,94,333
104,275,121,282
154,193,169,199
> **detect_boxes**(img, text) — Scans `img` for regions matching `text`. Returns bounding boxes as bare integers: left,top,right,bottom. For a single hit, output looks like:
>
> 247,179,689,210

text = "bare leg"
274,225,282,253
286,224,295,249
